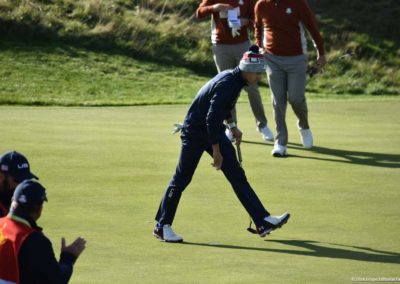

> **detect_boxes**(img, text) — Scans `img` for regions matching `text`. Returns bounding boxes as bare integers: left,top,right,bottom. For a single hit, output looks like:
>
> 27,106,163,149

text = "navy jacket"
183,67,247,144
15,212,77,284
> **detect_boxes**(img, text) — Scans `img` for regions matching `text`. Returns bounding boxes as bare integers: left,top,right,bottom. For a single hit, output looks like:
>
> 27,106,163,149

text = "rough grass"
0,40,397,107
0,41,209,106
0,0,399,95
0,100,399,283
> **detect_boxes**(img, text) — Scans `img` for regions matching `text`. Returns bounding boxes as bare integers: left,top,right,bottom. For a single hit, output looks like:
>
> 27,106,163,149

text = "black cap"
0,151,39,182
12,179,47,206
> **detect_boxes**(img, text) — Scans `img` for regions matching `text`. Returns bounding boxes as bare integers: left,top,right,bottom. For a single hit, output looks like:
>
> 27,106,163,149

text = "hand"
317,54,327,71
61,237,86,258
230,127,242,146
212,3,233,12
211,144,223,170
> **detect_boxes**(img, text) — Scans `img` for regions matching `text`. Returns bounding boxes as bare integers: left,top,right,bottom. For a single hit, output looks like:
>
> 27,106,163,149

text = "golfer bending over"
154,46,290,242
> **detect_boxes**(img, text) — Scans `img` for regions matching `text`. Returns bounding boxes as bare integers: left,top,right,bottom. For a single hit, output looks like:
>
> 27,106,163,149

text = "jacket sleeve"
206,82,236,144
18,232,77,284
254,0,264,48
196,0,216,19
298,0,325,55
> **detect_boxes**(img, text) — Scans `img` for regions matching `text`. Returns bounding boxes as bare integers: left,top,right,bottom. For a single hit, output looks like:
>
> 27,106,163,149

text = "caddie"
153,46,290,242
0,179,86,284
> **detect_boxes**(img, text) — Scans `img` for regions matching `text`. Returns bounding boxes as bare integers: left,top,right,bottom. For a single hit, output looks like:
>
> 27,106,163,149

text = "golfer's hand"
317,54,327,71
212,4,233,12
211,144,223,170
61,237,86,258
231,127,242,146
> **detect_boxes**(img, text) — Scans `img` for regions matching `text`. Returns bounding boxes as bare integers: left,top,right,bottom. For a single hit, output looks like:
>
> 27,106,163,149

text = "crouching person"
0,179,86,284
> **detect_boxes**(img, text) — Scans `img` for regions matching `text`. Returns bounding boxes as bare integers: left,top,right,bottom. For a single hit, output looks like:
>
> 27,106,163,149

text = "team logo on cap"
17,163,29,169
18,195,28,204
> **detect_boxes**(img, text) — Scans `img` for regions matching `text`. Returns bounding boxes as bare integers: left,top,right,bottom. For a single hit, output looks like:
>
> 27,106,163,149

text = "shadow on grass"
241,140,400,169
181,239,400,264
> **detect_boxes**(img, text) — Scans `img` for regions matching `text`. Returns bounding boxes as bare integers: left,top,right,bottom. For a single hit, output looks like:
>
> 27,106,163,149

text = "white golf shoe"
257,125,274,141
298,127,313,149
153,225,183,243
257,213,291,237
271,143,287,157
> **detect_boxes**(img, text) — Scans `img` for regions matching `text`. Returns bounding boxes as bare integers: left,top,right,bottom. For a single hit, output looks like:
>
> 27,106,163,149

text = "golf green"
1,99,399,283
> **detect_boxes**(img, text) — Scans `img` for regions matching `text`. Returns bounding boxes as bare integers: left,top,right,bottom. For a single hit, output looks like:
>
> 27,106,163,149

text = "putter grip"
237,145,242,163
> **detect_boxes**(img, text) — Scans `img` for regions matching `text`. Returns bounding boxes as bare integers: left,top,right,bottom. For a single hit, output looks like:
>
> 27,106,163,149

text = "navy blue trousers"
155,129,270,228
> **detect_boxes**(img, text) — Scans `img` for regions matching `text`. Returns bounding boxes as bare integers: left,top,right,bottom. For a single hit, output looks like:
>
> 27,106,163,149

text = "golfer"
153,46,290,242
0,179,86,283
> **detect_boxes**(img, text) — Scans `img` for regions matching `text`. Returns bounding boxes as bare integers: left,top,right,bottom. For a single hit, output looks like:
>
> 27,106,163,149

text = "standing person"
0,179,86,284
196,0,274,142
153,46,290,243
254,0,327,156
0,151,39,217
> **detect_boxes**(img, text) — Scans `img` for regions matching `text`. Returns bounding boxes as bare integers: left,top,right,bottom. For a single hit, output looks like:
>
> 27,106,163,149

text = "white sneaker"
258,213,290,237
225,128,234,142
298,127,313,149
265,213,290,226
271,143,287,157
257,125,274,141
153,225,183,243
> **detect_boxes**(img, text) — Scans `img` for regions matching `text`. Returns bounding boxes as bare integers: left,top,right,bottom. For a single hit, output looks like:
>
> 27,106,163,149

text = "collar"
8,211,42,230
232,67,248,86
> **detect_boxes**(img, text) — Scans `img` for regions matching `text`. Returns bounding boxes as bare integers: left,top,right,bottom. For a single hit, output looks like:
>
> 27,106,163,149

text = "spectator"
0,151,38,217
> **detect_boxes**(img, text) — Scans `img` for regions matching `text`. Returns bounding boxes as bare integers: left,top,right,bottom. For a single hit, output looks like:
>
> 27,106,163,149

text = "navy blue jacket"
183,67,247,144
15,212,77,284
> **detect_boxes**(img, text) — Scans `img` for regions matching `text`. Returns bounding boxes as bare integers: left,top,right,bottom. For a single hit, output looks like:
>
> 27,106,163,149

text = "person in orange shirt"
197,0,274,142
0,179,86,283
255,0,327,156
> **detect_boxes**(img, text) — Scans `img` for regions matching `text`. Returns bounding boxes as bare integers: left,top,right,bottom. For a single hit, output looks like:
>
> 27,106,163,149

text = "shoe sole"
262,136,274,142
259,214,291,237
153,232,183,243
272,151,287,157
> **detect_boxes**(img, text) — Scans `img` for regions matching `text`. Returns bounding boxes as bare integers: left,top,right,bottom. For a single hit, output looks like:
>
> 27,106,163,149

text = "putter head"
306,65,319,78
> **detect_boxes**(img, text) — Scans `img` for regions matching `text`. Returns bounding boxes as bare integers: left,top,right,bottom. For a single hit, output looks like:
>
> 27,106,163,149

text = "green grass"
1,100,399,283
0,41,209,106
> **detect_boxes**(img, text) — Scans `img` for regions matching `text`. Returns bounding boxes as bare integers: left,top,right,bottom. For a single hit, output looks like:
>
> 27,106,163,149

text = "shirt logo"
286,7,292,14
238,0,244,5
